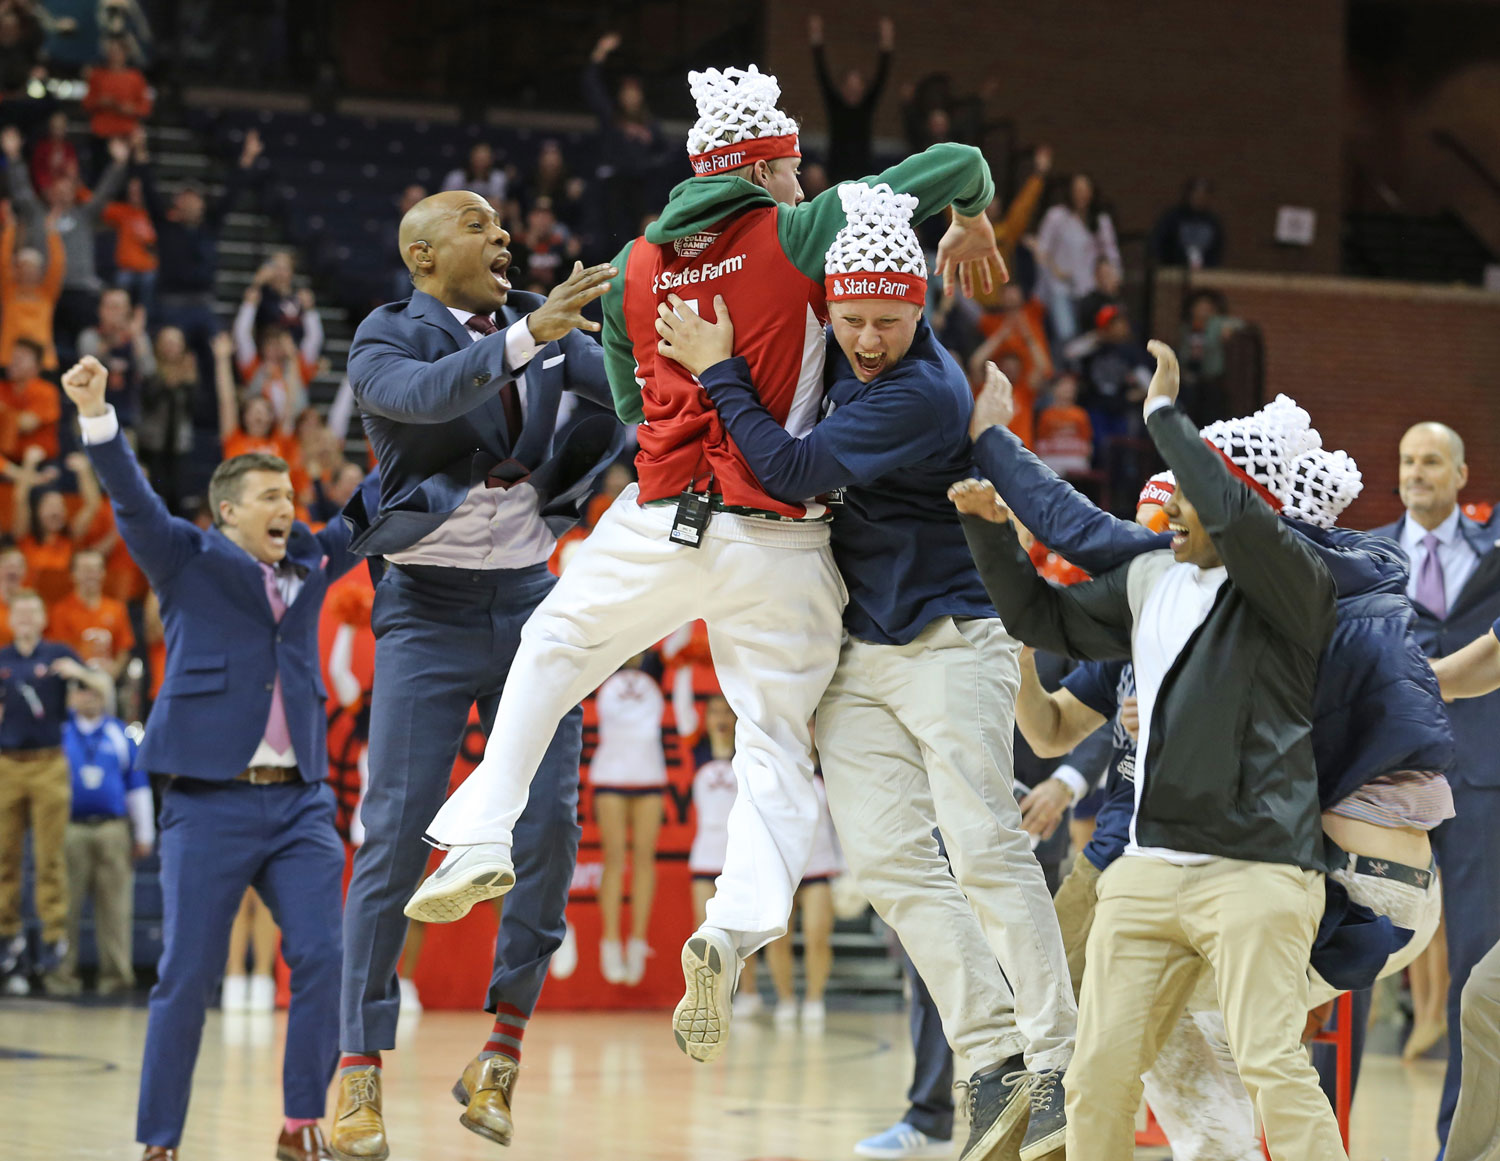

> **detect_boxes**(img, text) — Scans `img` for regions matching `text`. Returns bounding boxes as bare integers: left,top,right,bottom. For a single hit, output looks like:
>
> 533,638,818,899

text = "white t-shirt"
1126,558,1228,865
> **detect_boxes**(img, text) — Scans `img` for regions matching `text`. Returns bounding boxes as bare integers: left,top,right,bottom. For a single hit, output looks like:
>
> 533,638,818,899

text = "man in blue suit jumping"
63,355,358,1161
332,189,622,1160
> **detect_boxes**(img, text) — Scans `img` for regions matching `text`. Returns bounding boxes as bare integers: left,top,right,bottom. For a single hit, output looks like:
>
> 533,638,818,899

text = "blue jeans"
339,562,583,1053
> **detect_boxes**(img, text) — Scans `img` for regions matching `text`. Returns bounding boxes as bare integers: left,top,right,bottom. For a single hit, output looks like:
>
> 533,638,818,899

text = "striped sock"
338,1052,381,1076
479,1003,528,1063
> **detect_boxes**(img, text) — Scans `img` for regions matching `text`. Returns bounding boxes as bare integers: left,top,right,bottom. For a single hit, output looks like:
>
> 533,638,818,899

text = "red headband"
689,133,800,177
824,270,928,305
1204,440,1283,512
1137,478,1175,509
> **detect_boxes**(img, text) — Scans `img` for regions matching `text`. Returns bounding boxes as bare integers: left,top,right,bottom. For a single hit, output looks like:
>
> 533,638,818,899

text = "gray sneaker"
957,1054,1030,1161
403,843,515,923
1018,1068,1065,1160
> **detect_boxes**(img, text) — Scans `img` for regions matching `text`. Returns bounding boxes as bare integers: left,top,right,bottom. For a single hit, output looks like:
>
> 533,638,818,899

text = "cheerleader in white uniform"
590,653,669,986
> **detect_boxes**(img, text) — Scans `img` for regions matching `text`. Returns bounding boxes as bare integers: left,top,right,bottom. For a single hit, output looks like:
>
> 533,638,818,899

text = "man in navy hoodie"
654,181,1072,1161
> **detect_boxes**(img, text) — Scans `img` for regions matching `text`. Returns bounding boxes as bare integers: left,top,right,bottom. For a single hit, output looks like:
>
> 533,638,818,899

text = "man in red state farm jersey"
413,63,1000,1066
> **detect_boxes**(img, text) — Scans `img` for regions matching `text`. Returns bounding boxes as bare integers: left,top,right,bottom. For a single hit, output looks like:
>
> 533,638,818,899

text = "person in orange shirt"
234,284,320,433
969,282,1053,389
10,451,104,608
986,351,1036,449
0,546,25,646
0,202,65,370
45,548,135,679
82,37,153,171
1033,372,1095,479
971,144,1053,311
0,341,61,463
102,132,158,313
215,332,301,470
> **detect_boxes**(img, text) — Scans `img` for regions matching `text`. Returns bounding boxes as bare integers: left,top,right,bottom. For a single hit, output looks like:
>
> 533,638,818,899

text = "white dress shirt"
1400,506,1480,615
385,311,558,570
1125,559,1228,866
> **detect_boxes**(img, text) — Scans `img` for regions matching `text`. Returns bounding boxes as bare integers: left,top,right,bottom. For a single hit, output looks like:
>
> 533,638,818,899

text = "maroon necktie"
465,313,524,438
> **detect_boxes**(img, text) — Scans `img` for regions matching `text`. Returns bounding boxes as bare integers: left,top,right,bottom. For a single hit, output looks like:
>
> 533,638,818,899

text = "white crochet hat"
1283,448,1363,528
686,66,800,177
1199,394,1322,510
823,182,928,305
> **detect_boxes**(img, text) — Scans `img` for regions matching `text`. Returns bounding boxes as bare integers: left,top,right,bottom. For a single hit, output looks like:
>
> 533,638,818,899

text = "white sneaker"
854,1122,952,1159
600,939,627,984
399,976,423,1014
672,927,740,1063
404,843,515,923
733,990,763,1018
550,923,578,980
773,1000,798,1030
624,938,650,986
221,974,249,1011
248,974,275,1012
801,998,826,1030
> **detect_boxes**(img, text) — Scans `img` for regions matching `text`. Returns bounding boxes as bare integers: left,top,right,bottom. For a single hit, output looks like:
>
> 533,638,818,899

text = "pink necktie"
1416,533,1447,620
260,562,293,755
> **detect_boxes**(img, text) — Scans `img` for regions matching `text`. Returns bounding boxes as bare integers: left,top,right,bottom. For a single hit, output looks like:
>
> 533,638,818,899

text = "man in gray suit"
331,190,623,1161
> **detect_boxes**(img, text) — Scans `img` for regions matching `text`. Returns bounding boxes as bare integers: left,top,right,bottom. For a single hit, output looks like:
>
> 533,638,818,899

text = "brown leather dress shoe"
328,1067,389,1161
277,1124,333,1161
452,1054,519,1146
141,1149,177,1161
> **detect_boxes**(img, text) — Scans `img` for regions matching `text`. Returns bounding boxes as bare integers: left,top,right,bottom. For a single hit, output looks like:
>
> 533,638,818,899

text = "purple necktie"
466,313,524,437
1416,533,1447,619
260,562,293,755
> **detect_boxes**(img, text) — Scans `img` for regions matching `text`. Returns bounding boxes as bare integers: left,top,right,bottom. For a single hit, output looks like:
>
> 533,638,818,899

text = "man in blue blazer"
1371,421,1500,1157
333,190,623,1160
62,355,358,1161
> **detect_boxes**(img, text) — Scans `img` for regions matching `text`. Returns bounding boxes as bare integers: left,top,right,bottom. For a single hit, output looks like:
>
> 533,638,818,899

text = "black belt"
644,495,832,523
1351,855,1434,891
73,814,125,826
236,765,302,785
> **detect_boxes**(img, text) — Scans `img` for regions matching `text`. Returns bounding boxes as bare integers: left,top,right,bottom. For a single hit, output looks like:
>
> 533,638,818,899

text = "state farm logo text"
691,150,746,175
653,253,746,293
831,275,913,298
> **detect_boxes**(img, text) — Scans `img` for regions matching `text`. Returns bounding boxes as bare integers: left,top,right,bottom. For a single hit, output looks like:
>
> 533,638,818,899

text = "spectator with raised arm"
5,128,130,362
807,13,893,183
584,32,669,250
214,331,297,465
143,127,265,383
0,195,65,369
78,289,155,428
101,129,159,313
12,450,107,606
136,327,198,510
234,283,319,432
30,110,80,201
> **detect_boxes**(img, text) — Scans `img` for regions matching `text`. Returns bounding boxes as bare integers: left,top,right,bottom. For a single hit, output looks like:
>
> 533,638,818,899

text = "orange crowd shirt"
0,377,62,461
100,201,158,273
48,590,136,664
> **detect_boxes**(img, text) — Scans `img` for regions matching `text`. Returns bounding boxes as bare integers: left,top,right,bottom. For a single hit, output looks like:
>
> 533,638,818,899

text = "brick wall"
1154,269,1500,528
764,0,1345,272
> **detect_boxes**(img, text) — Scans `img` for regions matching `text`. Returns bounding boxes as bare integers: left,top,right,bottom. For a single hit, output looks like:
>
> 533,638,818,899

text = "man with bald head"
333,189,623,1159
1374,421,1500,1155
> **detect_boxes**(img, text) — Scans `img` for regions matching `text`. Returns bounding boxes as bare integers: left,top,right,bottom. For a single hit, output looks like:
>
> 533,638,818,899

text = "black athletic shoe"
1018,1067,1066,1160
957,1054,1031,1161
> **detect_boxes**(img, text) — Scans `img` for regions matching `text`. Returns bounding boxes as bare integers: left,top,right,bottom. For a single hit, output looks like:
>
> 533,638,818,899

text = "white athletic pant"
817,618,1076,1074
426,485,847,956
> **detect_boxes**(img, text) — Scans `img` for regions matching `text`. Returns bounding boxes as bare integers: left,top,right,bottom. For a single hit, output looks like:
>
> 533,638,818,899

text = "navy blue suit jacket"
86,429,360,781
343,288,624,557
1371,512,1500,790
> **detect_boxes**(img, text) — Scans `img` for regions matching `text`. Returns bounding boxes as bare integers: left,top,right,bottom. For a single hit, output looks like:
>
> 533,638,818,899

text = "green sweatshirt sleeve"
601,239,645,425
777,143,995,282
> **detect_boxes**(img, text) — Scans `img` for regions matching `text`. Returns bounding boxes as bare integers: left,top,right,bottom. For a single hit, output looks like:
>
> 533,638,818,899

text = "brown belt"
236,765,302,785
2,746,63,762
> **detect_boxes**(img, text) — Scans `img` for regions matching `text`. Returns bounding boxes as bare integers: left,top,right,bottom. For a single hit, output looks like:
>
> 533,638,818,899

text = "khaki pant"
1447,937,1500,1161
0,749,71,941
58,818,136,991
1052,851,1101,999
819,617,1076,1073
1066,855,1347,1161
